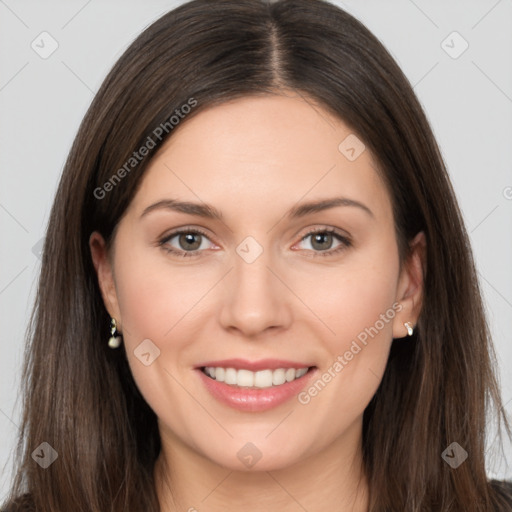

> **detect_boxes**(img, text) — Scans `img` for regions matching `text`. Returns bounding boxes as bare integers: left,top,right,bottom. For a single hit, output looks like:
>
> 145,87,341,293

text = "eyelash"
158,227,352,258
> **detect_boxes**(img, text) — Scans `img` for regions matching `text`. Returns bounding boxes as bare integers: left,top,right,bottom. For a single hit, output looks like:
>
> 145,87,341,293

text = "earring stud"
404,321,414,336
108,318,122,349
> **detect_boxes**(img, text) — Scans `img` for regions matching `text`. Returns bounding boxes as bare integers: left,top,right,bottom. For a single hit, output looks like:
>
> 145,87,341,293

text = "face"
90,92,424,472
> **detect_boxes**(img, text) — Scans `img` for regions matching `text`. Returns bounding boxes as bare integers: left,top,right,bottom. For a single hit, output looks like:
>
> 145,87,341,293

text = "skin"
90,92,426,511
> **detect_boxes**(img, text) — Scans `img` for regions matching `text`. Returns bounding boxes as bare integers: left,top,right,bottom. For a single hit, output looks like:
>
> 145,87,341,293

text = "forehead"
128,93,392,224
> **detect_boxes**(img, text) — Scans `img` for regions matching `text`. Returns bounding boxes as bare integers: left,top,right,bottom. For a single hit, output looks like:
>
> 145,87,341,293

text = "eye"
158,226,352,259
158,228,215,258
295,228,352,257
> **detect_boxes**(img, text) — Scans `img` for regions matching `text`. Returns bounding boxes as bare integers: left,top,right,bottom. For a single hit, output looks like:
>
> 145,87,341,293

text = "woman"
3,0,511,510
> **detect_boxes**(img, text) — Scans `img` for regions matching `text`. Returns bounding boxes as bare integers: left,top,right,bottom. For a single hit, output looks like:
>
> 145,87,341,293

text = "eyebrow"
139,196,374,221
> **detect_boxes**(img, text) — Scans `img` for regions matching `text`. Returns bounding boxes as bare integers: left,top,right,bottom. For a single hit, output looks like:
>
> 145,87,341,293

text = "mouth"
200,365,316,389
195,360,318,412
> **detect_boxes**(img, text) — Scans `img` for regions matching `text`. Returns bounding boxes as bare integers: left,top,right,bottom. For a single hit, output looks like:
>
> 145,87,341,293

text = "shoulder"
489,479,512,508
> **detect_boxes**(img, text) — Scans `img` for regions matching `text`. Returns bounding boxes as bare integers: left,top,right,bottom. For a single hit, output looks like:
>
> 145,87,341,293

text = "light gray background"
1,0,511,497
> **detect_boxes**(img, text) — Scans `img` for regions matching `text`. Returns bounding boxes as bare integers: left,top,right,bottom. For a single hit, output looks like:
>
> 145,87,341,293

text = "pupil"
312,232,332,250
180,233,201,250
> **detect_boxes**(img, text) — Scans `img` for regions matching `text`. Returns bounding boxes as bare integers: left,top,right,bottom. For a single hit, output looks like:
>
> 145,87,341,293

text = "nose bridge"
218,235,291,336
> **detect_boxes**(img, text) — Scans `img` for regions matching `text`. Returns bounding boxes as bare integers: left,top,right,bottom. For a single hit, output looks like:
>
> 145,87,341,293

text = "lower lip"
196,367,317,412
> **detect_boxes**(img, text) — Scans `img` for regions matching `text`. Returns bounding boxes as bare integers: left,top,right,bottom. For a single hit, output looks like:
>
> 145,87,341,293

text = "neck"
154,419,369,512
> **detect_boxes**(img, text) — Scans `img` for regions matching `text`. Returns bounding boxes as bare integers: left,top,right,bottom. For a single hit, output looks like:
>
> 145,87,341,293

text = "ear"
392,231,426,339
89,231,122,329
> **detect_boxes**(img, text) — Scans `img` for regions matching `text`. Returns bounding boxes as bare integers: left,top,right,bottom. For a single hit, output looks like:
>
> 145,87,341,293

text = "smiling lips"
195,358,317,412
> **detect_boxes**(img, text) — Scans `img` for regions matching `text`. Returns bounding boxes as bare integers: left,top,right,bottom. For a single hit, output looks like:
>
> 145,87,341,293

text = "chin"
196,436,310,473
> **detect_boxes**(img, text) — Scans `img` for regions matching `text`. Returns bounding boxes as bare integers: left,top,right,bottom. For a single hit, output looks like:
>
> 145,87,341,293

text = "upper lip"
195,358,314,372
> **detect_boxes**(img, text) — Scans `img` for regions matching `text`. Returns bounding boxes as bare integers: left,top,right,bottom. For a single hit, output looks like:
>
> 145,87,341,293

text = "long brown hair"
3,0,511,510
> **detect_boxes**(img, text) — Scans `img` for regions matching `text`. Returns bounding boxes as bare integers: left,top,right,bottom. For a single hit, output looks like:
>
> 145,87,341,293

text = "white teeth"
215,367,225,381
296,367,308,378
285,368,295,382
224,367,237,385
272,368,286,386
254,369,273,388
203,366,310,388
237,369,254,387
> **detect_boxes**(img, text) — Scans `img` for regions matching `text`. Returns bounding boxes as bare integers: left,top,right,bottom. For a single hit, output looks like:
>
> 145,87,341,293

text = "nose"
218,245,293,338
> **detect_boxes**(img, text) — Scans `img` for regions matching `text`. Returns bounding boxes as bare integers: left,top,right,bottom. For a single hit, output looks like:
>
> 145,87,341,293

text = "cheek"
300,235,400,406
111,247,207,426
112,244,217,395
114,245,210,343
304,238,400,347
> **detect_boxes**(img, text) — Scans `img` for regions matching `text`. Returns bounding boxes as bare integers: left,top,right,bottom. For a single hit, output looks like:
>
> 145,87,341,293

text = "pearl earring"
404,322,414,336
108,318,122,349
